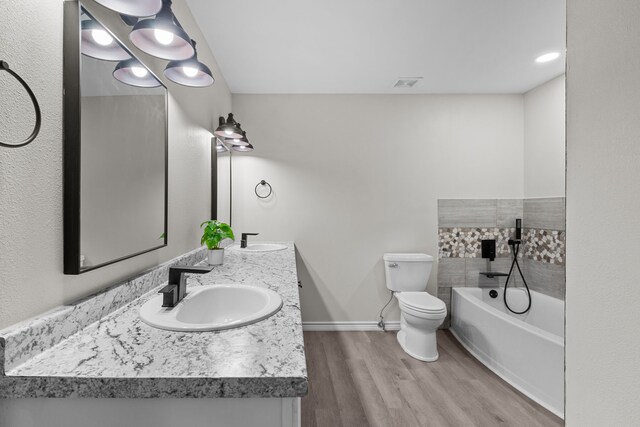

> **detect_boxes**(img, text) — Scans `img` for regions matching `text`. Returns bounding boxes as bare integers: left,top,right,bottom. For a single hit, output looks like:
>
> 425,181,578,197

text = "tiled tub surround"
0,243,307,399
437,198,566,327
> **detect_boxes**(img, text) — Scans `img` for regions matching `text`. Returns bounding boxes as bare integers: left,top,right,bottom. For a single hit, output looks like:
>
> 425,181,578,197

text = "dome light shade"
129,0,194,60
164,40,214,87
225,130,249,146
215,139,228,153
94,0,162,17
214,114,242,139
113,59,161,88
231,143,254,152
81,19,130,61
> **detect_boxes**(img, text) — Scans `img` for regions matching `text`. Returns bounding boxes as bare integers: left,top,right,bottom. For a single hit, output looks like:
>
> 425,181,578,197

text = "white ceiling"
186,0,565,94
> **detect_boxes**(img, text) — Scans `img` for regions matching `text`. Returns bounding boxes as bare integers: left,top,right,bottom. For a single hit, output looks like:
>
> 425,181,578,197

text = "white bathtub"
450,287,564,419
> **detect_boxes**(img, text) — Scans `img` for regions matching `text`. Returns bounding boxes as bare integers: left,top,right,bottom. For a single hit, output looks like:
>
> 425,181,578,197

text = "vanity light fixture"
164,40,214,87
231,143,254,152
535,52,561,63
129,0,194,61
214,114,243,139
113,58,161,88
94,0,162,18
81,19,130,61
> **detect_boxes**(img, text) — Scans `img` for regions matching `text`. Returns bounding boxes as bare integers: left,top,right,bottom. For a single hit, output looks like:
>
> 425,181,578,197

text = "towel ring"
255,180,273,199
0,60,42,148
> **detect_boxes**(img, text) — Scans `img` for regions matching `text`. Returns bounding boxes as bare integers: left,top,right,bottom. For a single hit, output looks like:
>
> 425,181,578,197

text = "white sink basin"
232,243,287,252
139,284,283,332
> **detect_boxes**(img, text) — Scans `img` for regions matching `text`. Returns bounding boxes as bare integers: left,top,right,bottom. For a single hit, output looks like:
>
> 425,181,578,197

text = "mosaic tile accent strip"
438,227,565,265
438,227,517,259
523,228,566,265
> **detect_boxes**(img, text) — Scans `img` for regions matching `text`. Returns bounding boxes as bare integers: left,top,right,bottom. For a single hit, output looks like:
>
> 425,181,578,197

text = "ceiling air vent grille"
393,77,423,88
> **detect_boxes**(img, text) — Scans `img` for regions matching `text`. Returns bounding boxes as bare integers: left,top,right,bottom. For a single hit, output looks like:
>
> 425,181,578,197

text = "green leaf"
200,219,234,249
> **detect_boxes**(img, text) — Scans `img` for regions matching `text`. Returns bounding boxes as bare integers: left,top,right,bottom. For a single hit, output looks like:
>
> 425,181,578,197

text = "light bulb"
154,29,174,45
92,29,113,46
182,66,198,77
535,52,561,63
131,67,148,78
224,129,233,135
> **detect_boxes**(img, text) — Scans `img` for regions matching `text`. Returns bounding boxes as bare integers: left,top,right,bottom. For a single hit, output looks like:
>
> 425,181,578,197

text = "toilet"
383,253,447,362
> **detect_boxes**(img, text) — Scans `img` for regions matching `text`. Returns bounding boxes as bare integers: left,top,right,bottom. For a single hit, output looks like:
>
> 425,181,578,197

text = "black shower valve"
481,239,496,261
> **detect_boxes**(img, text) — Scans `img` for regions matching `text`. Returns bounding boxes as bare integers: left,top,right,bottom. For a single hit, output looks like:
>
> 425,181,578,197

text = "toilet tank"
383,253,434,292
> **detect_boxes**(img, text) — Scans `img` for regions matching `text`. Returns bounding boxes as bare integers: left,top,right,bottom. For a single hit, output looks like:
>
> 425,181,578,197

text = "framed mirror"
64,1,168,274
216,140,232,226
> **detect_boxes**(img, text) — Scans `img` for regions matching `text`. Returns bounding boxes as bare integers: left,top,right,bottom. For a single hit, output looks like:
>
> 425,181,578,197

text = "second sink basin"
232,243,287,252
139,284,283,332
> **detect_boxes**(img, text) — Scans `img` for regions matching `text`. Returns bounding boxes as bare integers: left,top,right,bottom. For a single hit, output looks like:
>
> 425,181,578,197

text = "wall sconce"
129,0,194,60
225,129,249,146
81,18,130,61
113,58,161,87
214,114,243,139
215,138,228,153
231,143,254,152
164,40,214,87
82,0,214,90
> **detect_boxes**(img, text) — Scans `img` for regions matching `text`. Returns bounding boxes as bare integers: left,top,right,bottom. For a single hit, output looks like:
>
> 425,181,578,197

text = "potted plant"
200,220,234,265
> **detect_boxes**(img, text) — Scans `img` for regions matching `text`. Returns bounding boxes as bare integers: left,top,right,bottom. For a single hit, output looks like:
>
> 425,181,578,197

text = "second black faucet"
240,232,259,248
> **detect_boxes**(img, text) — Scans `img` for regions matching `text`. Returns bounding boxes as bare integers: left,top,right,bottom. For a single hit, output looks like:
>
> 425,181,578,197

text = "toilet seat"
396,292,446,315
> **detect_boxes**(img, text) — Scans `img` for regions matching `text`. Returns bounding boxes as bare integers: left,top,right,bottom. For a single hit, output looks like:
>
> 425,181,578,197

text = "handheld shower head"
508,219,522,246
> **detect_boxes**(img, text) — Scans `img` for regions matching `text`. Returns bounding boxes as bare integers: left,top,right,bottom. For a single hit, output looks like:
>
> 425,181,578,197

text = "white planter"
208,249,224,265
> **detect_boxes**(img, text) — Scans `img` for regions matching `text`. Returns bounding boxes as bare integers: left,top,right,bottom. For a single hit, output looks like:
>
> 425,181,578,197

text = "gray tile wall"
523,197,566,230
438,199,498,227
436,198,566,328
523,197,566,299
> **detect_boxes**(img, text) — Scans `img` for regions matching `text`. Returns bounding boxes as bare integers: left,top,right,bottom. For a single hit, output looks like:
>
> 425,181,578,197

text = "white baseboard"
302,321,401,331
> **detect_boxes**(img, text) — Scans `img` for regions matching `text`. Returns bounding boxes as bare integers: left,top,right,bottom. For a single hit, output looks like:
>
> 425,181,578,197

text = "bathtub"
450,287,564,419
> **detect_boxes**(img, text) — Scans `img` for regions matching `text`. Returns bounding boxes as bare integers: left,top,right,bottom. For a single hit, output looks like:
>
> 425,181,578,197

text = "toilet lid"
397,292,446,313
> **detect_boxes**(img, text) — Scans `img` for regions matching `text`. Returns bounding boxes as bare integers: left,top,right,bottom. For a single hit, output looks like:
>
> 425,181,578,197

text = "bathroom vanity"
0,243,306,427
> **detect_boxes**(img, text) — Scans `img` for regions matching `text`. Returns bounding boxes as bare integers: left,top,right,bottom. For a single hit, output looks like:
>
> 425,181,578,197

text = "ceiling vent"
393,77,423,88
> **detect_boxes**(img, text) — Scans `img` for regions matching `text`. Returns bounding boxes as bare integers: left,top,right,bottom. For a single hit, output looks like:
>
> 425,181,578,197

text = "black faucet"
158,265,213,308
240,232,259,248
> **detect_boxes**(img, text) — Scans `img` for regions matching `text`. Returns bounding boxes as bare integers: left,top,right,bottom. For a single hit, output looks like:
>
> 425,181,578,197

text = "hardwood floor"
302,330,563,427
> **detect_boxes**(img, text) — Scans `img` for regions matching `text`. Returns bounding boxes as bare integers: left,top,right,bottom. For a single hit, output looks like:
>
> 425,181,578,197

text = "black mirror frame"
63,0,168,274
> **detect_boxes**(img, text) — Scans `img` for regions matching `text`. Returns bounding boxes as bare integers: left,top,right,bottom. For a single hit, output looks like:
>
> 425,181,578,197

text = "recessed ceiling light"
394,77,423,88
535,52,561,64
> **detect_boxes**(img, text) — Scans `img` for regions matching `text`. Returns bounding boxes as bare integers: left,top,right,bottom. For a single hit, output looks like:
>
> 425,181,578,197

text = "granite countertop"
0,242,307,398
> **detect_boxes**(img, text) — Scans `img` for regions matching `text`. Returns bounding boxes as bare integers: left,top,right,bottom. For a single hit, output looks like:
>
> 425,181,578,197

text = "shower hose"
503,240,532,314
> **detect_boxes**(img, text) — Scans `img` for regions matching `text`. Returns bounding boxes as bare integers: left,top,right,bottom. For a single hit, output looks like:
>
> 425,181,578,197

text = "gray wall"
566,0,640,424
0,0,232,329
524,75,566,198
232,94,526,323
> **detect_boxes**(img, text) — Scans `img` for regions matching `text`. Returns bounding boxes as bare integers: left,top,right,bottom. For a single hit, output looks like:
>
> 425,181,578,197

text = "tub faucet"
158,265,213,308
241,232,259,248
